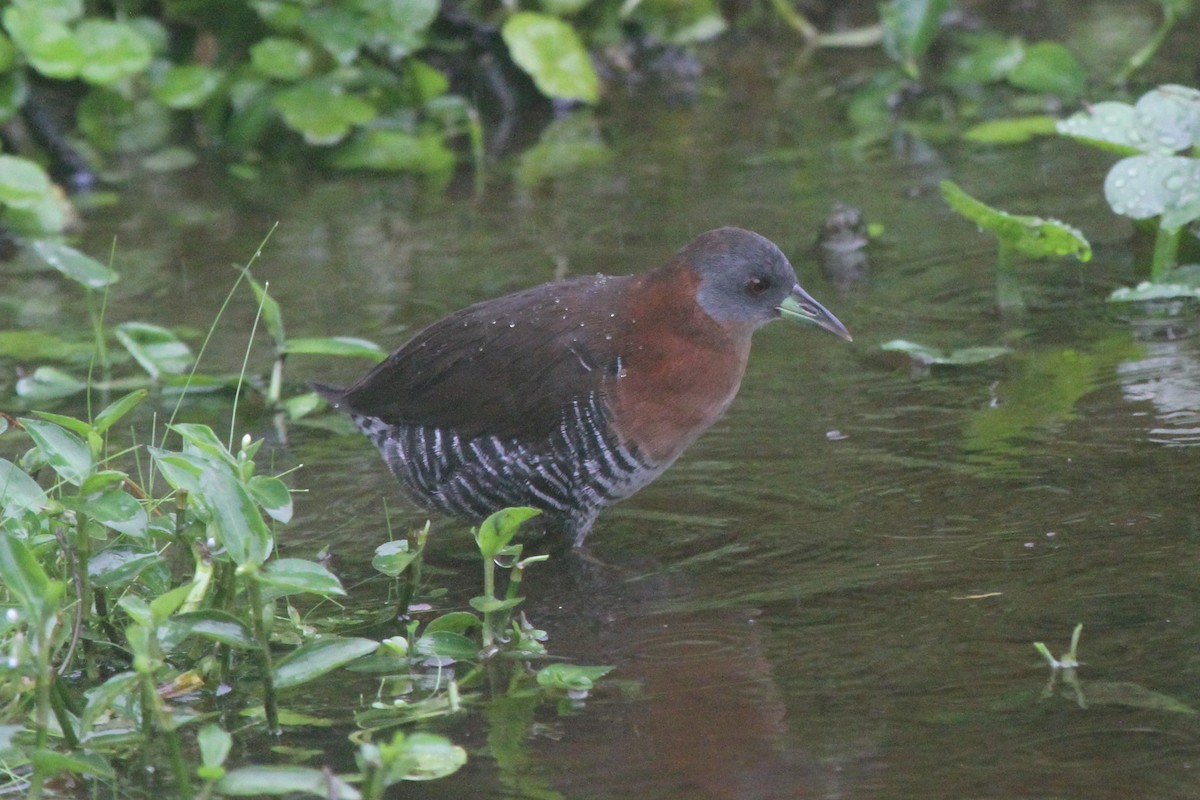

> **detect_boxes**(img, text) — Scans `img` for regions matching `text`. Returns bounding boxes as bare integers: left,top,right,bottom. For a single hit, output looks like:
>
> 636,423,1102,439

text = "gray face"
688,228,799,330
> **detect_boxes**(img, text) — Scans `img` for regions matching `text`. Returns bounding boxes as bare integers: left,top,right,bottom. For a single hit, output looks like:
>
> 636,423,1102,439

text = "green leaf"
200,463,272,567
151,64,222,109
0,154,54,209
424,611,481,635
260,558,345,598
248,474,293,523
84,489,148,538
880,340,1014,366
627,0,727,45
1109,279,1200,302
474,506,540,559
943,34,1024,85
1104,153,1200,229
247,272,285,349
330,130,455,175
501,12,599,104
93,389,149,433
467,595,523,613
364,0,439,56
87,545,158,588
250,37,313,80
412,630,479,660
75,19,152,85
372,539,420,577
78,89,171,153
171,610,256,649
380,732,467,783
29,748,114,780
0,530,51,610
0,457,48,516
32,410,92,437
879,0,950,77
0,330,94,362
3,5,84,79
536,663,613,692
169,423,237,467
15,366,88,402
1070,117,1128,166
940,180,1092,261
148,449,205,496
273,82,376,146
1007,41,1085,98
272,636,379,689
30,239,118,288
79,671,137,736
198,724,232,770
1132,84,1200,153
217,766,361,798
115,321,193,378
281,336,386,359
963,115,1058,144
21,417,93,486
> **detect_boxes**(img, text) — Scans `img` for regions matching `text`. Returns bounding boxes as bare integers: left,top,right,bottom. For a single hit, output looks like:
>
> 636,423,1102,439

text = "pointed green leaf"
247,272,285,349
0,530,51,610
84,488,149,538
217,765,361,798
80,671,137,736
30,240,118,288
93,389,149,433
28,748,114,780
15,366,87,402
200,463,271,567
21,417,93,485
413,630,479,660
198,723,233,769
371,539,420,577
260,558,345,598
424,611,481,635
171,611,256,649
0,457,48,516
474,506,540,559
88,546,158,588
248,474,292,523
281,336,386,359
272,636,379,689
115,322,193,378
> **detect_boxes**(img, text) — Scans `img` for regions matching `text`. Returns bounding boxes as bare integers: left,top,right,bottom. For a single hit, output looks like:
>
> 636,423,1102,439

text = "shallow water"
10,11,1200,798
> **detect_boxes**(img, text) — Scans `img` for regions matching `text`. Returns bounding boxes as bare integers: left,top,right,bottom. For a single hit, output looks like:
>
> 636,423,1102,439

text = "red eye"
746,277,769,295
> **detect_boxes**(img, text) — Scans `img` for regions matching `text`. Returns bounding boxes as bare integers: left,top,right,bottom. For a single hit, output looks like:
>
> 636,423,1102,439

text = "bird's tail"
309,381,347,411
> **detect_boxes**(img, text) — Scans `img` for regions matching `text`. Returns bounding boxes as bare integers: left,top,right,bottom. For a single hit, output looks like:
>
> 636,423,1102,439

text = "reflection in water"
1118,335,1200,446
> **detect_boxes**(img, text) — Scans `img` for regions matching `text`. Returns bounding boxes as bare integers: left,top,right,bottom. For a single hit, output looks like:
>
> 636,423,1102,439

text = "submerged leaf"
880,340,1013,366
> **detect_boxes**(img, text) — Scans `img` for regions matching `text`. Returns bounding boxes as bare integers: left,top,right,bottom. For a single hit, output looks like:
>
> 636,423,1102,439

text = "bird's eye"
746,277,770,296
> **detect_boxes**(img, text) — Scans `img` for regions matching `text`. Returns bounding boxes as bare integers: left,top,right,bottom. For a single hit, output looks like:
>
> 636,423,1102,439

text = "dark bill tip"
778,284,853,342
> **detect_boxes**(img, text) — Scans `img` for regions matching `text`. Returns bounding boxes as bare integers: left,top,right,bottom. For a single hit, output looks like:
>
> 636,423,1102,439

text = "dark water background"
8,4,1200,797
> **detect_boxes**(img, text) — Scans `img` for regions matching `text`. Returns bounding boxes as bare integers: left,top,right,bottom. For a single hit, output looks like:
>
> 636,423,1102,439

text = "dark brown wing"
337,274,636,442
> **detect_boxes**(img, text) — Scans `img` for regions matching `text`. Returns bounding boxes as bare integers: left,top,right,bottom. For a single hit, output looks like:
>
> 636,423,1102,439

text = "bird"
313,227,851,546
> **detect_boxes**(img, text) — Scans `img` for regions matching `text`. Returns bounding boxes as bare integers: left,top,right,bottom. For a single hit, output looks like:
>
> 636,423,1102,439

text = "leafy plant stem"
28,624,54,800
49,681,80,750
1150,223,1181,281
246,574,281,734
481,557,496,650
140,671,194,800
